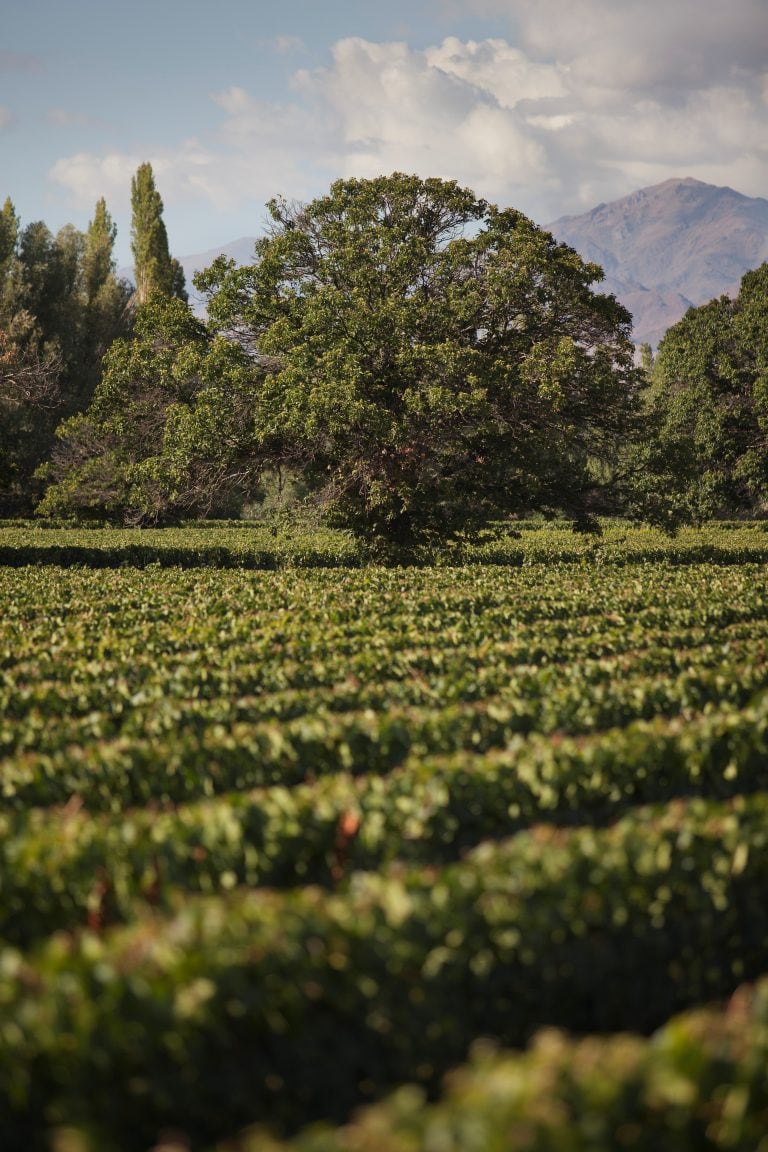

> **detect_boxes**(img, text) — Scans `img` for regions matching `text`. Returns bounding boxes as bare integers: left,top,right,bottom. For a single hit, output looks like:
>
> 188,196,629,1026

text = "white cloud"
306,37,552,201
47,20,768,230
425,36,567,107
49,93,332,220
447,0,768,90
527,114,576,131
48,151,144,209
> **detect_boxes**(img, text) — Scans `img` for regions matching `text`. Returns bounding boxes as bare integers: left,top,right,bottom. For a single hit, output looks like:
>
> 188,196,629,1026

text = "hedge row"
0,543,360,570
2,794,767,1149
3,698,768,945
5,602,766,743
230,979,768,1152
7,624,765,763
5,562,765,652
4,656,768,814
3,556,768,1150
4,521,768,568
0,524,361,568
4,562,765,686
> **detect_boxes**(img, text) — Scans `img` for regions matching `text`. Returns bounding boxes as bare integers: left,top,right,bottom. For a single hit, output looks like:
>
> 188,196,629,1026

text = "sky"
2,0,767,266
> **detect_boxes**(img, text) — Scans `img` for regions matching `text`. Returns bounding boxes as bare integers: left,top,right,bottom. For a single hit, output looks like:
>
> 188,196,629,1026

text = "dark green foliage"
0,522,359,566
2,554,768,824
0,321,62,513
82,198,116,301
38,297,265,522
2,695,768,945
1,794,768,1148
0,197,18,269
241,980,768,1152
4,518,768,566
0,198,131,513
197,173,640,547
74,198,133,409
2,548,768,1147
16,169,204,520
650,262,768,517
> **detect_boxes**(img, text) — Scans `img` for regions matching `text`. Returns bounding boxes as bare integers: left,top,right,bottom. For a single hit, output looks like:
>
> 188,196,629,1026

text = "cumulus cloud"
310,37,552,203
49,151,144,208
50,143,237,214
49,90,333,220
47,12,768,229
425,37,567,107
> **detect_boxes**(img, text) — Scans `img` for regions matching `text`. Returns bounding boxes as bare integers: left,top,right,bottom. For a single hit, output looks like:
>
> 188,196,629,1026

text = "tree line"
0,163,186,515
2,169,767,543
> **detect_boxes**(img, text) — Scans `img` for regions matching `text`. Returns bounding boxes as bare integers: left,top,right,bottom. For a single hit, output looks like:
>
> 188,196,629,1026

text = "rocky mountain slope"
547,178,768,346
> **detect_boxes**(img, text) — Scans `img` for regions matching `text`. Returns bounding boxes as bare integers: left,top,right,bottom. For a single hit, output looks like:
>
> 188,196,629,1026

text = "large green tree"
130,163,187,304
196,173,640,545
650,263,768,518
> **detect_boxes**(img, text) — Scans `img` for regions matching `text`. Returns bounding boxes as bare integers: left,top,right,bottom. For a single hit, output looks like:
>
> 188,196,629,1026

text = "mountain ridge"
546,177,768,345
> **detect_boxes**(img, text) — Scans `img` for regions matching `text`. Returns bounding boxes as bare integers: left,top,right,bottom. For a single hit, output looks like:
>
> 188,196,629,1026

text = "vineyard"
1,524,768,1149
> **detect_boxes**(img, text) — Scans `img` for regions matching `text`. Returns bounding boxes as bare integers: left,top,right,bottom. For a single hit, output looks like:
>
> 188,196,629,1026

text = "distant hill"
176,237,258,312
118,237,258,314
547,178,768,346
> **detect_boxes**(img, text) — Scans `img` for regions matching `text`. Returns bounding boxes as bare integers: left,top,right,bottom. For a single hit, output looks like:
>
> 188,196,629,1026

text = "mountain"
118,237,258,313
547,178,768,347
176,237,258,311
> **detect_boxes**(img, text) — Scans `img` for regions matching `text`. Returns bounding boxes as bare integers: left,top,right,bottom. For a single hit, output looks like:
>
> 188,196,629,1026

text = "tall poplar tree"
83,197,117,302
74,199,132,413
130,163,187,304
0,197,18,276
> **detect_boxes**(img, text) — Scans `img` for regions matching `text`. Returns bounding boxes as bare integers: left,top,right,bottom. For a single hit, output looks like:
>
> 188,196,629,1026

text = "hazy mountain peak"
548,178,768,345
118,237,258,307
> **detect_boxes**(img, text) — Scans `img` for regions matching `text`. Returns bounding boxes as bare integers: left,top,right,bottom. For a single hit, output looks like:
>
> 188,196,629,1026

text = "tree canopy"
650,262,768,518
36,165,214,521
197,173,640,545
0,197,131,513
39,295,263,522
